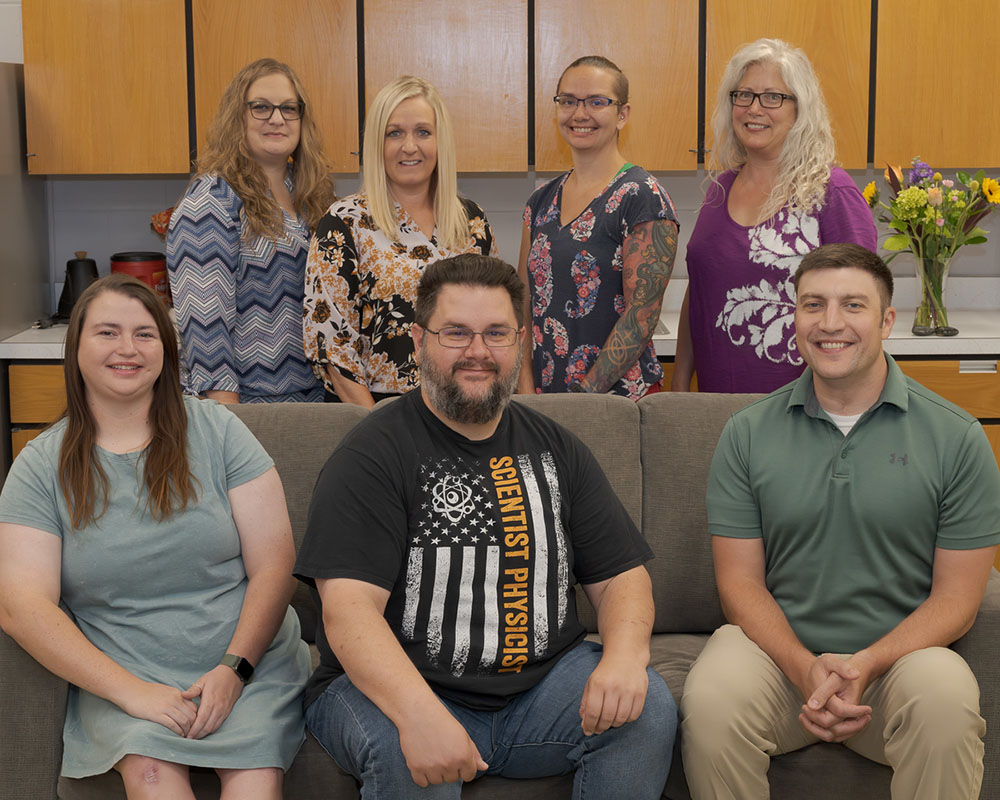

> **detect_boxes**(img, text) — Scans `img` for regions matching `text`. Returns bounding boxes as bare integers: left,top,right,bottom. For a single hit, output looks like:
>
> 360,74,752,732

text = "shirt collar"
787,353,909,418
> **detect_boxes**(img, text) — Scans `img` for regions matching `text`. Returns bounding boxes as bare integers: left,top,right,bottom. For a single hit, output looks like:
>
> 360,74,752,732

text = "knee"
629,671,678,751
114,754,169,785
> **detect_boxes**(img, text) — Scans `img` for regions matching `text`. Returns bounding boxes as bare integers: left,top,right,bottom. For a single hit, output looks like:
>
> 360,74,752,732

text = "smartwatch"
219,653,254,684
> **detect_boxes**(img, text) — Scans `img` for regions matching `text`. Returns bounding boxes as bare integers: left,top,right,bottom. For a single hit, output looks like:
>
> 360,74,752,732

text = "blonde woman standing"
303,76,497,407
672,38,876,393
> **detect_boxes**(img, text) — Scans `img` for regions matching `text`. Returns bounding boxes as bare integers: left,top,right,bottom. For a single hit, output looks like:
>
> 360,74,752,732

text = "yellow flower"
983,177,1000,204
862,181,877,207
927,187,943,207
932,172,943,182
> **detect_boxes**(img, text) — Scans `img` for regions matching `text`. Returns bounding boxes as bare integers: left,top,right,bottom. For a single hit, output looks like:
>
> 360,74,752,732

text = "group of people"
165,37,876,408
0,35,997,800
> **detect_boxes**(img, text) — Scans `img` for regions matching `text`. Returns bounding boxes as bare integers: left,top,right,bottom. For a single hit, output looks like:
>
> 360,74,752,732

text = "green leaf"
882,234,912,251
957,171,971,185
964,235,987,245
974,169,986,184
888,219,908,232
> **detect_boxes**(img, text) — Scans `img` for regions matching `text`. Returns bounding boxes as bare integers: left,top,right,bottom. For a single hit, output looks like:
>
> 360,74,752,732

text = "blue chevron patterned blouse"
167,173,324,403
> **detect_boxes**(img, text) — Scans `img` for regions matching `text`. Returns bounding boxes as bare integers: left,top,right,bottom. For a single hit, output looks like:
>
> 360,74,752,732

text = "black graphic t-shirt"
294,391,651,710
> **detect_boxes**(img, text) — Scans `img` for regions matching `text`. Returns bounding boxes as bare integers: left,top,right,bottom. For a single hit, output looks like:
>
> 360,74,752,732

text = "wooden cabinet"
363,0,527,172
705,0,871,169
8,364,65,461
875,0,1000,168
22,0,189,174
192,0,359,172
533,0,699,172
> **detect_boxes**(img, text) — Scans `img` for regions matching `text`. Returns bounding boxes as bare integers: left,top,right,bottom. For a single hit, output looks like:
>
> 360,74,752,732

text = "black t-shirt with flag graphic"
295,391,651,710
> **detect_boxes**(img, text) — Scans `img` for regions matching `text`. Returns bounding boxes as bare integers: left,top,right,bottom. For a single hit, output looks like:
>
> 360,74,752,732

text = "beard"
419,345,521,426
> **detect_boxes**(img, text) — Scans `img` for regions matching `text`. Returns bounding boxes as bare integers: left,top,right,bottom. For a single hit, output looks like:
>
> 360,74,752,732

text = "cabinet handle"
959,360,998,374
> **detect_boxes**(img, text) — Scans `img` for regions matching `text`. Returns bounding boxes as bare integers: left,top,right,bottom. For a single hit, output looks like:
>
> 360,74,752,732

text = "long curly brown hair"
197,58,335,240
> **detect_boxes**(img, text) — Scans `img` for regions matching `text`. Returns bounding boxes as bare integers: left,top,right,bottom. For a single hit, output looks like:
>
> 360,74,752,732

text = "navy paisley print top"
523,165,678,400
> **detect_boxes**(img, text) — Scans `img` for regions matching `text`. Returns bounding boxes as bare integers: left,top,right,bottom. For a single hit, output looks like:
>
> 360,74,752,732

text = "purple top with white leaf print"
524,165,678,400
685,167,877,393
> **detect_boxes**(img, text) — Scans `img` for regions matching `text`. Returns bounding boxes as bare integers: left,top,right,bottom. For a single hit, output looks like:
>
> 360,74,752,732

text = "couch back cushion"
639,392,764,633
229,402,369,638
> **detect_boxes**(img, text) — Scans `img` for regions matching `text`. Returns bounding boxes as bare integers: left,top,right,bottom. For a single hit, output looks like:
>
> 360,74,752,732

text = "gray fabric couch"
3,392,998,799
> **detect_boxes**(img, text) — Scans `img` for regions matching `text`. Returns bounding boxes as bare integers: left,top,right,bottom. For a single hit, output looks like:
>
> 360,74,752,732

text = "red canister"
110,252,170,304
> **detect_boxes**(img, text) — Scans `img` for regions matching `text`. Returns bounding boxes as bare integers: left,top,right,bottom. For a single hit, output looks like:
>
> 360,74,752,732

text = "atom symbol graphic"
431,475,476,523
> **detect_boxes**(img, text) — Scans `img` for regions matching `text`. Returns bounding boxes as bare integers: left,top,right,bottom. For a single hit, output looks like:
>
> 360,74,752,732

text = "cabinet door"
875,0,1000,168
364,0,527,172
534,0,698,172
23,0,189,174
192,0,359,172
706,0,870,169
894,360,999,420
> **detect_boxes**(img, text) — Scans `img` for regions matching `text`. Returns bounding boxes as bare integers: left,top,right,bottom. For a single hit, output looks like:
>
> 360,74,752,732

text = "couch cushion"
638,392,763,634
229,402,369,640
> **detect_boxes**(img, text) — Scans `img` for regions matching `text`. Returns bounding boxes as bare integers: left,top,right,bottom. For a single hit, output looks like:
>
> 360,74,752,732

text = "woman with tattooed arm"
517,56,678,400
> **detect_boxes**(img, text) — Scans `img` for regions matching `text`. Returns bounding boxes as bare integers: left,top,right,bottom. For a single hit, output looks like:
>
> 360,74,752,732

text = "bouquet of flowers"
864,157,999,335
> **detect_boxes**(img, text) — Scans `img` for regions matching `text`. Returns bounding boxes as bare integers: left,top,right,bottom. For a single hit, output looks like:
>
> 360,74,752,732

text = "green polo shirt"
707,354,1000,655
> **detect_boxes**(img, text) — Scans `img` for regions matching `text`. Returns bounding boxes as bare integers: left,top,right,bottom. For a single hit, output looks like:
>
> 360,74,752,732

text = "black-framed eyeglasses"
729,90,796,109
553,94,620,111
423,326,523,348
246,100,305,121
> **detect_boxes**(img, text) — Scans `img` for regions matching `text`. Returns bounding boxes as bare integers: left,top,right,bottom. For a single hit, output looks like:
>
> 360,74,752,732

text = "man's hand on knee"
397,704,488,787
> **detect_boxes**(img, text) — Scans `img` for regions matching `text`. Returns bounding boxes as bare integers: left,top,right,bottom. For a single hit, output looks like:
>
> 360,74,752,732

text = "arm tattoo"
581,219,677,394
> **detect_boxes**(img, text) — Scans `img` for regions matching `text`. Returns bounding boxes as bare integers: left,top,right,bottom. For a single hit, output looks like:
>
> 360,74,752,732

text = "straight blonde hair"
362,76,469,250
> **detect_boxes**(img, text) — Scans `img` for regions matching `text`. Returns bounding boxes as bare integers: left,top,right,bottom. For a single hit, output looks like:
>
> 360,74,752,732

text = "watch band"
219,653,254,684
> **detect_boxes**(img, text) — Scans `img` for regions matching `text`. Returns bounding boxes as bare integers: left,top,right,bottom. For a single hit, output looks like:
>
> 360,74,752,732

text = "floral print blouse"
303,193,496,396
524,165,678,400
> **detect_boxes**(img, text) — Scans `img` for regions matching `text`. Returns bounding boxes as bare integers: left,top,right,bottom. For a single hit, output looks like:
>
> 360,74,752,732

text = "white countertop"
2,279,998,361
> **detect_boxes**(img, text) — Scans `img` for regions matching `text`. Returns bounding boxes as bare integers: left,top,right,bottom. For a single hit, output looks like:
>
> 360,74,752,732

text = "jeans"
305,641,676,799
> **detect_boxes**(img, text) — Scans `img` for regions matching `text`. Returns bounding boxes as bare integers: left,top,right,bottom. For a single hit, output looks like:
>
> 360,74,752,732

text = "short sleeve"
618,170,679,238
294,437,410,591
819,168,878,252
935,422,1000,550
706,415,763,539
0,432,65,537
560,427,652,585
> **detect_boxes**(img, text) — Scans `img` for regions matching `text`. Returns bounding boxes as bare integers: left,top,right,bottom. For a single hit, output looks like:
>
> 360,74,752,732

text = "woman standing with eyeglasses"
167,58,335,403
517,56,679,400
303,76,496,408
671,38,876,394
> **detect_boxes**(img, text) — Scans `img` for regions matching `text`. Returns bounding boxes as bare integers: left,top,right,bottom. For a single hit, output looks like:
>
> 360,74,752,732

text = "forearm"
204,390,240,404
670,289,694,391
581,220,676,393
224,567,296,666
326,366,376,408
1,597,145,707
591,567,654,666
719,576,816,693
325,589,445,728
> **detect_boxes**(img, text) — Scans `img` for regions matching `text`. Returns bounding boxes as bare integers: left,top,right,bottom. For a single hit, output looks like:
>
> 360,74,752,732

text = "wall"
0,0,21,63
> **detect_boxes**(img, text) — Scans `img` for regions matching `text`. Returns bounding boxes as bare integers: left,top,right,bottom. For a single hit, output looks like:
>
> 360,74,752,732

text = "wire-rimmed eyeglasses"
423,326,523,348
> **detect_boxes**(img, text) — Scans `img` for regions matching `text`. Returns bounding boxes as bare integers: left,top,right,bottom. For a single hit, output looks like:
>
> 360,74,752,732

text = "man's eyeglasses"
424,326,523,348
553,95,619,111
729,90,796,109
246,100,305,121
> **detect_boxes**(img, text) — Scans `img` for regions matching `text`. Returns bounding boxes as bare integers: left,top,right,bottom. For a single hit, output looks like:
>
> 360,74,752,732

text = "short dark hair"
794,243,894,311
414,254,525,327
558,55,629,104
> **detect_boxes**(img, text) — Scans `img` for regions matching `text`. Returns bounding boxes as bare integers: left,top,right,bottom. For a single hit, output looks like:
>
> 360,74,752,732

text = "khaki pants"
680,625,985,800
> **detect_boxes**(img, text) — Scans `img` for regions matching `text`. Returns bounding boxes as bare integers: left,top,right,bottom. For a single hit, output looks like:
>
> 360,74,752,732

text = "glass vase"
912,253,957,336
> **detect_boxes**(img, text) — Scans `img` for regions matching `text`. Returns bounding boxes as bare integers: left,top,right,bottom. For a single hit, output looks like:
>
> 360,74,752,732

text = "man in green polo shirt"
680,242,1000,799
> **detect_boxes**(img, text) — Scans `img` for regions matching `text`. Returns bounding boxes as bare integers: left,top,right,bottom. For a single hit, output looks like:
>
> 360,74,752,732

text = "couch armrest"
952,568,1000,794
0,627,66,800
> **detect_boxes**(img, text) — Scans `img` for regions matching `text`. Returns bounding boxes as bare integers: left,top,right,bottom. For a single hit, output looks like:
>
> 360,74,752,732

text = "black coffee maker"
54,251,99,321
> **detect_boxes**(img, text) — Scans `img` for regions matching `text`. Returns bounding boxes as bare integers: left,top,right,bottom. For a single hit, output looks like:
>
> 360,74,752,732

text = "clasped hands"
797,652,874,743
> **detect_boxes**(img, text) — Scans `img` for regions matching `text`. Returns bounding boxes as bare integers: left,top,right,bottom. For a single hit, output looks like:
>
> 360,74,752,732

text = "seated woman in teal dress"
0,274,309,798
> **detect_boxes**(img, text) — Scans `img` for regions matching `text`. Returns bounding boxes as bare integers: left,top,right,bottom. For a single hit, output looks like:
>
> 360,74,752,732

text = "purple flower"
908,158,934,185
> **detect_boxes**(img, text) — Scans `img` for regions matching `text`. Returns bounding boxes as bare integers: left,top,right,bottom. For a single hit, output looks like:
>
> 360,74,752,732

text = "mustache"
452,359,498,373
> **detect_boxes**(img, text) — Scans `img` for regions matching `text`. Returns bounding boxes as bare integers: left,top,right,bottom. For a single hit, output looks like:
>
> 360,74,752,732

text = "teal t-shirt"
707,355,1000,655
